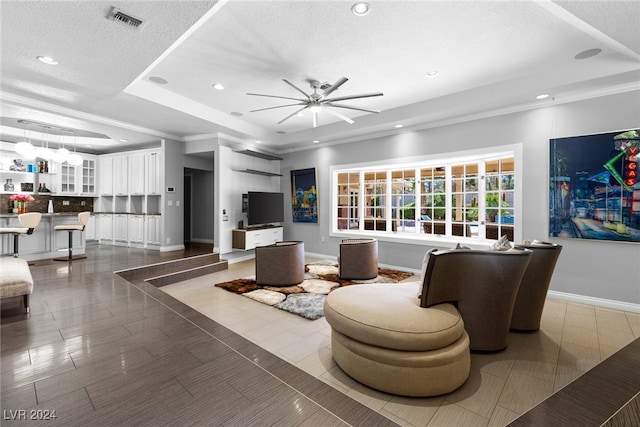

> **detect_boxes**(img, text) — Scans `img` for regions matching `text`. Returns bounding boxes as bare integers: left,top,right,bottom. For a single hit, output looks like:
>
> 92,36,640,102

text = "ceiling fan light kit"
248,77,383,128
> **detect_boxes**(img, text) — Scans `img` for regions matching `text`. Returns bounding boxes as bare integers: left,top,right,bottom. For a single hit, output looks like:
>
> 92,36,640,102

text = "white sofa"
0,257,34,312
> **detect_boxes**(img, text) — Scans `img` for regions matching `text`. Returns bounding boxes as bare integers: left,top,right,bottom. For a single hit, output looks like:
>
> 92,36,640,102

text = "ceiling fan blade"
283,79,311,100
320,77,348,99
325,102,381,114
324,92,384,103
324,106,354,124
278,106,308,124
250,103,306,113
313,111,318,128
247,93,307,102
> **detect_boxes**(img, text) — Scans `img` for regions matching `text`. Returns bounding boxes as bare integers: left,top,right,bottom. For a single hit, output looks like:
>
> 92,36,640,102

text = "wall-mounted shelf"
232,168,282,177
234,149,283,161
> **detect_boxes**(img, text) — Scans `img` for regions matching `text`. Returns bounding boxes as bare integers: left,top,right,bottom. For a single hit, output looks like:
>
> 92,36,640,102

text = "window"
451,162,479,238
332,150,518,242
337,172,360,231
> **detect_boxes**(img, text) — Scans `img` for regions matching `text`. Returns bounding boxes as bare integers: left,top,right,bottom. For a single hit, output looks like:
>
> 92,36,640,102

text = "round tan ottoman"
324,283,470,396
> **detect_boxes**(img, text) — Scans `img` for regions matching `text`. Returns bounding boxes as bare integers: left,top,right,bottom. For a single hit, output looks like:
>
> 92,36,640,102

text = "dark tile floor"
1,245,395,426
2,245,639,426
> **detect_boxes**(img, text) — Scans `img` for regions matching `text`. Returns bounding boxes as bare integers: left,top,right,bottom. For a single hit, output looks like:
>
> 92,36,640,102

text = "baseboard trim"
547,290,640,313
189,238,215,244
160,244,186,253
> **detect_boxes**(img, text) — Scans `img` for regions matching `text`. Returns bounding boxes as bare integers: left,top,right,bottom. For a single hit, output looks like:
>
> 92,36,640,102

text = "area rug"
215,261,414,320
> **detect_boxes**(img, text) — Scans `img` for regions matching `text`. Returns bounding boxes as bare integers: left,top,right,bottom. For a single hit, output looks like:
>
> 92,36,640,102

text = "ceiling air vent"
109,7,144,30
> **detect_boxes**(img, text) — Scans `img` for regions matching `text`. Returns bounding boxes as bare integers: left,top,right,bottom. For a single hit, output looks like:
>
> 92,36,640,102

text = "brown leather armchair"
338,238,378,280
510,243,563,331
255,241,305,286
420,248,532,351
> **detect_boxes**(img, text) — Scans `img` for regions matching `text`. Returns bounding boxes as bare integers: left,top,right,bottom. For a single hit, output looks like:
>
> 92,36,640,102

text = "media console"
232,226,283,250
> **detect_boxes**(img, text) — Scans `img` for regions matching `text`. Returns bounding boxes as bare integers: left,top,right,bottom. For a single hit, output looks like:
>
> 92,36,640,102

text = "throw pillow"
490,234,512,251
419,248,438,298
531,239,554,246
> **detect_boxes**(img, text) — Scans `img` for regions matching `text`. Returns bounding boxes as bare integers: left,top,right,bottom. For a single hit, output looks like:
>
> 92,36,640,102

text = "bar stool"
0,213,42,257
54,212,91,261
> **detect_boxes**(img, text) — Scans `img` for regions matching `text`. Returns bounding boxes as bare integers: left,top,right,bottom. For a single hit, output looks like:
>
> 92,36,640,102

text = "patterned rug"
214,261,414,320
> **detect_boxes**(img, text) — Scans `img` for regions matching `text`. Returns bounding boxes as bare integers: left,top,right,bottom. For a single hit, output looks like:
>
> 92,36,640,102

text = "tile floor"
161,255,640,427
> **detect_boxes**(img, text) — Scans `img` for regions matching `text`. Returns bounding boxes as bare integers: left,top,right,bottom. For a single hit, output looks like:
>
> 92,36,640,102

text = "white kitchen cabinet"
113,156,128,196
84,214,96,241
128,153,145,195
58,163,77,194
82,158,97,195
98,214,113,243
145,150,162,195
128,214,145,246
146,215,162,246
99,156,113,195
57,154,97,195
113,214,128,243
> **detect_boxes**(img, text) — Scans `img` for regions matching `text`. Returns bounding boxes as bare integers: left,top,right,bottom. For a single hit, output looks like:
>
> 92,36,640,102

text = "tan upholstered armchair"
255,241,305,286
420,248,532,351
338,238,378,280
510,242,563,331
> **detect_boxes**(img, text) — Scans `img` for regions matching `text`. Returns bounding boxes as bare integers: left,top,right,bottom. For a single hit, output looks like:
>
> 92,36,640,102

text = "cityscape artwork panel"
291,168,318,223
549,128,639,243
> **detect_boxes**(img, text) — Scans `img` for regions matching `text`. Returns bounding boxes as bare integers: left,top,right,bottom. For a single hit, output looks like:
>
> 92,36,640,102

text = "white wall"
279,91,640,307
215,145,282,253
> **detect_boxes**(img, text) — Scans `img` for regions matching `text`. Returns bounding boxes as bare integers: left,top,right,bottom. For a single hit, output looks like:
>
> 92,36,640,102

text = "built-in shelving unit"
233,168,282,177
232,149,283,176
233,149,283,161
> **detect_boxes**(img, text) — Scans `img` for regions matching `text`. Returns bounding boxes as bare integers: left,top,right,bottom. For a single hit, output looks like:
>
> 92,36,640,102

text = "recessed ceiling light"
212,83,224,90
37,56,58,65
255,140,261,144
313,140,320,144
297,112,305,117
575,48,601,60
149,76,168,84
425,71,439,77
230,112,243,117
536,93,550,100
351,2,370,16
119,139,128,142
395,124,403,128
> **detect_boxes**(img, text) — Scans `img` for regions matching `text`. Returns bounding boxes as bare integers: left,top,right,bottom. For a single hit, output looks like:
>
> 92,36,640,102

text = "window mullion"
386,170,392,232
478,161,487,240
358,171,365,231
445,165,452,236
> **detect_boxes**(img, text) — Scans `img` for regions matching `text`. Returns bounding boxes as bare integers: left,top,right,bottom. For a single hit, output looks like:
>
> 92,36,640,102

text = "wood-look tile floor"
160,254,640,427
1,245,638,426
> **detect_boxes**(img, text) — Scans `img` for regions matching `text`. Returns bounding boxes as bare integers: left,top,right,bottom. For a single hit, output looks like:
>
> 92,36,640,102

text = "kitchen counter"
0,212,85,218
0,213,92,260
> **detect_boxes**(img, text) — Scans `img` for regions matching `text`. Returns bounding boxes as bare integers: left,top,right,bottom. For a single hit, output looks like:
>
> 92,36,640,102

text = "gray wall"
280,91,640,306
162,138,185,249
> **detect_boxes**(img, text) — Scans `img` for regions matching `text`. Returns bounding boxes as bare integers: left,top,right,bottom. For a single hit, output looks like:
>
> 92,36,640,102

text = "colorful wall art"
291,168,318,223
549,128,639,243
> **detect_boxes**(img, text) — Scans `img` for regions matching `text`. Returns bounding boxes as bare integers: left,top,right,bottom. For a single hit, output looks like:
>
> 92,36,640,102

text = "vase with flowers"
10,194,35,214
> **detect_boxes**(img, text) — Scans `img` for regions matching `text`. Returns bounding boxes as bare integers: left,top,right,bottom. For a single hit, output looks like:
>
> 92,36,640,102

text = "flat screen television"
247,191,284,226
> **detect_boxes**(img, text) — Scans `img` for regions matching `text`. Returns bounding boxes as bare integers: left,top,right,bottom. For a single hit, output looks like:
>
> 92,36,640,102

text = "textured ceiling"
1,0,639,154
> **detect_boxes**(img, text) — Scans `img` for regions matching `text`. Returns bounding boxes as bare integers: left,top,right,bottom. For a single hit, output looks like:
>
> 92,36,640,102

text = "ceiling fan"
247,77,383,128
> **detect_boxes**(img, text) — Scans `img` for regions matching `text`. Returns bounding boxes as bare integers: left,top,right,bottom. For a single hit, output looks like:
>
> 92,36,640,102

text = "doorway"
184,174,192,243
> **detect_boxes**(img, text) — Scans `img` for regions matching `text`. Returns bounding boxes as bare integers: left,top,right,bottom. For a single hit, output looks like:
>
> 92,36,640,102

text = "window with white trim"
333,152,517,242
